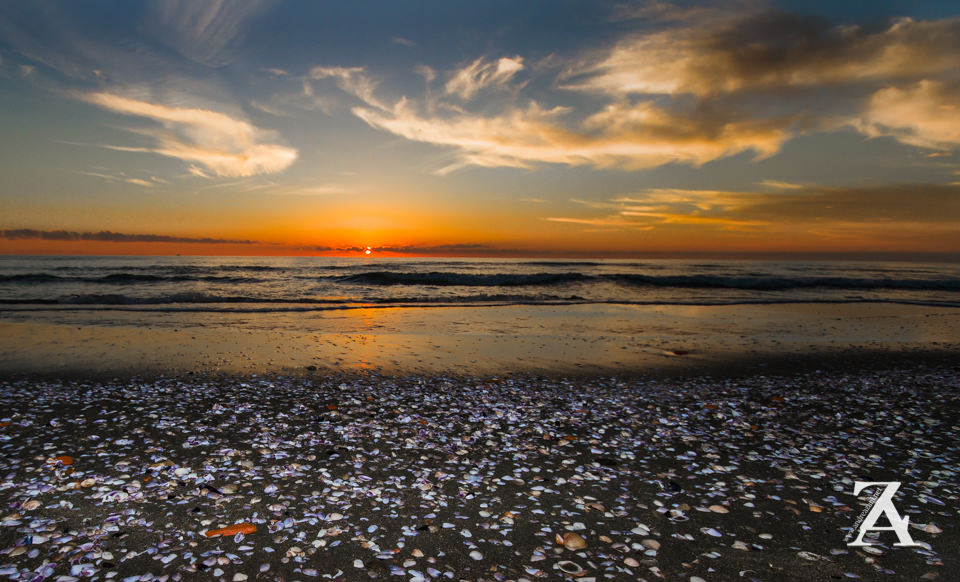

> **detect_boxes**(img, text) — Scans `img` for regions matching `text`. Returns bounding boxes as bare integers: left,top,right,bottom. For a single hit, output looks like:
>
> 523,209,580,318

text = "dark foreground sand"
0,364,957,581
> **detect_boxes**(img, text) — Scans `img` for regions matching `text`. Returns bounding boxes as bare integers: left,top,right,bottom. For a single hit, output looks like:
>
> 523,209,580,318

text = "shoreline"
2,301,959,380
1,345,959,384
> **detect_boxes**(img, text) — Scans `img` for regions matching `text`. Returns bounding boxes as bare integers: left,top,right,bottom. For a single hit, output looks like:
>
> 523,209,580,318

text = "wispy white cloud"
140,0,276,67
80,92,297,177
856,81,960,150
191,178,361,196
309,66,387,110
414,65,436,84
545,216,650,228
0,3,213,86
187,165,211,178
445,56,525,100
609,0,756,23
269,183,360,196
758,179,805,190
352,95,793,174
392,36,416,47
249,99,292,117
77,170,121,182
77,168,168,187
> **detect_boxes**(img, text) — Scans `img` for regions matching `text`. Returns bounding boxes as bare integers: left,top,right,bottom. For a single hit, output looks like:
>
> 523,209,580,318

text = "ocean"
1,255,958,311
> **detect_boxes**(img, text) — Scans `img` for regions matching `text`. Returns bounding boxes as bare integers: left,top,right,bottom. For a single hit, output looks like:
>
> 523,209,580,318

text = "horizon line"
2,250,959,263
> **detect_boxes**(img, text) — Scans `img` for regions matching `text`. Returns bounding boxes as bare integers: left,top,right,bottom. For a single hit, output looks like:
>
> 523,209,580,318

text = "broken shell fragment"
562,532,588,550
204,523,257,537
46,455,73,466
557,560,585,575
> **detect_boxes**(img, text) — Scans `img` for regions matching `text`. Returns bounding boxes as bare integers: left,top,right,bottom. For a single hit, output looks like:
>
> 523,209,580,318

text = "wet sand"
1,302,959,378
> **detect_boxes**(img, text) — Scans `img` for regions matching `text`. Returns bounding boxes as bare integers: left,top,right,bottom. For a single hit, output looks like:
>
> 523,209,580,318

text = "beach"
3,0,960,579
1,302,959,379
1,258,959,580
0,365,957,581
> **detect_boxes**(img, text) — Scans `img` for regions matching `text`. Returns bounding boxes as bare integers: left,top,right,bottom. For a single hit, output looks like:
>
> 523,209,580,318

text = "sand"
0,368,957,581
1,301,958,580
1,302,959,378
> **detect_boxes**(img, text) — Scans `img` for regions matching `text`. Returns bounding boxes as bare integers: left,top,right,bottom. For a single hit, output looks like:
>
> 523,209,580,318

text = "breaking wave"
335,271,960,291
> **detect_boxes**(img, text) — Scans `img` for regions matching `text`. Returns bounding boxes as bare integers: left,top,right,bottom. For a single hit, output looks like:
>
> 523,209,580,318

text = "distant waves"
1,256,959,309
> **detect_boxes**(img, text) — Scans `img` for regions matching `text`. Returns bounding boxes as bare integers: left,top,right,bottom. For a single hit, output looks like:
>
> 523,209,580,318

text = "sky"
1,0,959,258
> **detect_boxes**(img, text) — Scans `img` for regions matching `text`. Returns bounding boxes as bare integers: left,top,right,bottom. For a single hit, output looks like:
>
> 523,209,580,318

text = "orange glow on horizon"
2,235,959,260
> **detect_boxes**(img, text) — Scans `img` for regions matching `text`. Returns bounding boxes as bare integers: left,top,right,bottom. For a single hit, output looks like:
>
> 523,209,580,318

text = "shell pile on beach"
0,368,957,581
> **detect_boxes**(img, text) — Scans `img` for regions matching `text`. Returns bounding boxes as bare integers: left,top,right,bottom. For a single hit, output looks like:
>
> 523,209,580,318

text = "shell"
562,532,587,550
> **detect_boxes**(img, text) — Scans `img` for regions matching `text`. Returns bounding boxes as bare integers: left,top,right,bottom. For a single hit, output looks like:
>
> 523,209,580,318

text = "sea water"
1,255,958,312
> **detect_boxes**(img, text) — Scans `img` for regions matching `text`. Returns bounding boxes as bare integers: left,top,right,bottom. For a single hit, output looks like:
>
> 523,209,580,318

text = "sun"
364,246,372,255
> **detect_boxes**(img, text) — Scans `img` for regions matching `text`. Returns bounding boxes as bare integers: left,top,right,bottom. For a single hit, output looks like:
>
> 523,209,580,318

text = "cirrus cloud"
79,92,298,177
309,66,387,111
353,97,793,174
140,0,276,67
445,56,525,100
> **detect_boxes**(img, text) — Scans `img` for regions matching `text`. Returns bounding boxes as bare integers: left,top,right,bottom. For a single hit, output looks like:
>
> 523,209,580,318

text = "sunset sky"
1,0,959,257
